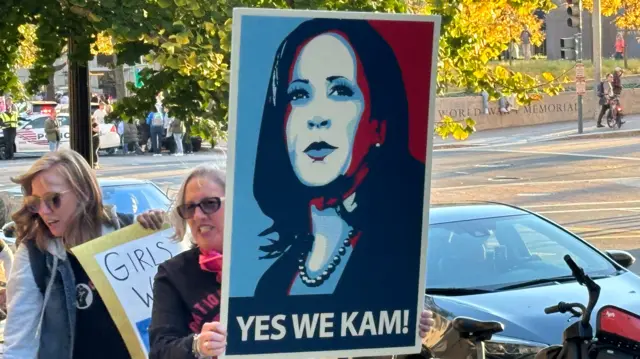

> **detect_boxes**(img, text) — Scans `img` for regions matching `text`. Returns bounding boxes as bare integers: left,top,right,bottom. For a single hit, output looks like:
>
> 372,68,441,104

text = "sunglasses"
24,190,71,214
176,197,225,219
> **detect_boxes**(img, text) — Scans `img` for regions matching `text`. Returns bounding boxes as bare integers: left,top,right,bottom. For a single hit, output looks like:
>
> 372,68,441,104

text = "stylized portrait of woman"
251,18,428,301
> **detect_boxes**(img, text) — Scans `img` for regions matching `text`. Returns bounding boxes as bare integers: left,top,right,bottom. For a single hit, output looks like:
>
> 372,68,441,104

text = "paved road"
3,138,640,275
0,150,227,199
432,136,640,274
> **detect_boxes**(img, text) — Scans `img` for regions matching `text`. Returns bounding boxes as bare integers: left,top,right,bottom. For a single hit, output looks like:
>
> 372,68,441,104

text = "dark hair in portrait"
252,18,427,300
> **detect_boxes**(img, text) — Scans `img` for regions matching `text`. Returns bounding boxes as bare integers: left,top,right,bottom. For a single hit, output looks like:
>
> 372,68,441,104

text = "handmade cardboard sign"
71,223,188,359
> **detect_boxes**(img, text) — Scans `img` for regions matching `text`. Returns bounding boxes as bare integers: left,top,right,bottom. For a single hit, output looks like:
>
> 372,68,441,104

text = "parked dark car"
405,202,640,359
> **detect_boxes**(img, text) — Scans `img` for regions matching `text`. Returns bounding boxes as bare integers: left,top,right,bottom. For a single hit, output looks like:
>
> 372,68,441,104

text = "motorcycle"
535,254,640,359
391,315,504,359
606,97,624,129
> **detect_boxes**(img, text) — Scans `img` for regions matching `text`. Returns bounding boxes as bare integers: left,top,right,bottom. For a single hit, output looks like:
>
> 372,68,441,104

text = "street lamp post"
562,0,585,134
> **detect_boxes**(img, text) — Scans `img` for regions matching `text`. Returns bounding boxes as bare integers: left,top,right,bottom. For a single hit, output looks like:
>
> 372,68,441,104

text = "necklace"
298,229,359,287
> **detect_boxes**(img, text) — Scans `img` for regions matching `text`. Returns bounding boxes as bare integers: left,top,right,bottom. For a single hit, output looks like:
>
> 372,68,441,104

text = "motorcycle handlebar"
544,302,585,317
564,255,586,284
544,305,561,314
563,255,602,326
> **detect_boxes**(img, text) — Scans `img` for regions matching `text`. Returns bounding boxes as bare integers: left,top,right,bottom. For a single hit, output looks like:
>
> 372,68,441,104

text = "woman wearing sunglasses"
4,149,134,359
137,164,435,359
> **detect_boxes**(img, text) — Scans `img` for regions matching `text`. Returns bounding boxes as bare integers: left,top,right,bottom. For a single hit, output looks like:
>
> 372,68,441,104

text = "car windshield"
101,184,172,215
426,214,618,291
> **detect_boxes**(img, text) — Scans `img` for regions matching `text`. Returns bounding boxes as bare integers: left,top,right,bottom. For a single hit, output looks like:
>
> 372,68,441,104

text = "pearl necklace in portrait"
298,229,360,287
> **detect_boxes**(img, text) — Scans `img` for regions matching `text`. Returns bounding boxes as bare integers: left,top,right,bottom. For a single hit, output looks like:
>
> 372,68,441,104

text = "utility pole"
562,0,585,133
67,38,93,166
592,0,602,121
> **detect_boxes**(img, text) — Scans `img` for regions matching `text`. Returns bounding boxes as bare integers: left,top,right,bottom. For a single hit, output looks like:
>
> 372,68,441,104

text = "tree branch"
53,61,67,72
57,0,96,19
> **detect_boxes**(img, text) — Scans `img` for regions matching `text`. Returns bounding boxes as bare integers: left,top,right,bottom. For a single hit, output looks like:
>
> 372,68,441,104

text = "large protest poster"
221,8,440,359
71,223,188,359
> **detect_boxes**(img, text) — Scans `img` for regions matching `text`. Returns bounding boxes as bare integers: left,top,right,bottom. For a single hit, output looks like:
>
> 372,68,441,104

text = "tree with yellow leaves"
582,0,640,37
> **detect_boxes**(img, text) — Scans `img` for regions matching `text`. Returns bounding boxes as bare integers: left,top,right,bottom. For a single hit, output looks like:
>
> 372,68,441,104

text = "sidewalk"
433,114,640,149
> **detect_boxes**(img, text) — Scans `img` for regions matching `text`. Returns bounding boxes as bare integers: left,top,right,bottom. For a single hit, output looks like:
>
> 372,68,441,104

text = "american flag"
17,129,37,141
17,129,48,145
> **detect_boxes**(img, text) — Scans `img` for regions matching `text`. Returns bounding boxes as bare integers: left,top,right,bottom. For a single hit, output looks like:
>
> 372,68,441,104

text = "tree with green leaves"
0,0,566,144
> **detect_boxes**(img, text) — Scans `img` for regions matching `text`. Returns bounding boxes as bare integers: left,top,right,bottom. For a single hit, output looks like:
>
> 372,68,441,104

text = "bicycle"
605,96,624,129
535,254,640,359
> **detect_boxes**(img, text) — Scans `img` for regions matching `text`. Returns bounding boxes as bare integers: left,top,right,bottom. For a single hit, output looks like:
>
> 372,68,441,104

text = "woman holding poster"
137,165,434,359
139,164,229,359
3,149,134,359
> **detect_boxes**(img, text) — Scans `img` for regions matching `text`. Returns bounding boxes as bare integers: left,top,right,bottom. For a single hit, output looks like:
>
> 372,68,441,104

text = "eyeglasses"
24,190,71,214
176,197,225,219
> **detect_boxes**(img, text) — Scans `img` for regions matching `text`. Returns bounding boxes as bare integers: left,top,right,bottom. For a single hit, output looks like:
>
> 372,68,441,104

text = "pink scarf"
199,249,223,283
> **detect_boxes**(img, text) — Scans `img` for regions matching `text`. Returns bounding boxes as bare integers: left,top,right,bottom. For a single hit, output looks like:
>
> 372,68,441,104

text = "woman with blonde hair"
4,148,133,359
137,164,434,358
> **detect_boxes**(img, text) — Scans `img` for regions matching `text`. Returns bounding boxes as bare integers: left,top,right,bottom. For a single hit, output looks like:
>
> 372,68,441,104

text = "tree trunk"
46,61,68,100
624,29,629,70
46,73,56,100
113,54,127,99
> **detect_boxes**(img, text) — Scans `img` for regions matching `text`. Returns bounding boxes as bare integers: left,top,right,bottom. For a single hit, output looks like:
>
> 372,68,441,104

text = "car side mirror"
606,250,636,269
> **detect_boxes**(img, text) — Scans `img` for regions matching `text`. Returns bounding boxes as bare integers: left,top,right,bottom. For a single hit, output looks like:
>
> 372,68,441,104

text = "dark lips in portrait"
303,141,338,161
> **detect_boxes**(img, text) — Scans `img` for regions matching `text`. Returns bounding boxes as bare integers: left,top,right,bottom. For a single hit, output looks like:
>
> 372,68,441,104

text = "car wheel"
0,146,6,160
106,148,116,155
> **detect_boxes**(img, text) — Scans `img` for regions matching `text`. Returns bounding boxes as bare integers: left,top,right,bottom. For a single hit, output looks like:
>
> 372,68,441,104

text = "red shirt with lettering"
148,246,221,359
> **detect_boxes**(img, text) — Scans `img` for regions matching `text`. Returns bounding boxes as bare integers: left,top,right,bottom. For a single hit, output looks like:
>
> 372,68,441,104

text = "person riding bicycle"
596,74,614,128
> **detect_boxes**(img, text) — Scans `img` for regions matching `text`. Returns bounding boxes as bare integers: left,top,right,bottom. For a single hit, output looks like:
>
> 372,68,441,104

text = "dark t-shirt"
69,254,131,359
148,247,221,359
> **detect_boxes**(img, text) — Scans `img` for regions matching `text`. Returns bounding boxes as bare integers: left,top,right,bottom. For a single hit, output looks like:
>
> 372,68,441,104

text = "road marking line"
525,200,640,208
538,207,640,214
433,176,640,190
439,148,640,161
584,235,640,240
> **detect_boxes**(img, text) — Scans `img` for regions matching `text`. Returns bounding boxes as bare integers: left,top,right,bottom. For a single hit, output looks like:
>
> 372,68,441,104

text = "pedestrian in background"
148,111,165,157
117,118,125,153
170,116,184,156
1,96,18,160
3,149,134,359
615,33,625,60
44,111,61,152
124,119,143,155
92,117,101,169
613,67,623,96
521,27,532,60
596,73,614,128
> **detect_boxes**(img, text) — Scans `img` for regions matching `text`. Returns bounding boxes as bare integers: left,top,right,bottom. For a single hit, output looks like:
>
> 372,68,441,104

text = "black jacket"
149,247,221,359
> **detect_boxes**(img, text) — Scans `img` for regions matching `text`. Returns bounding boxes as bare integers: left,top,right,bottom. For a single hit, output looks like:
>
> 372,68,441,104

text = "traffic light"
134,66,145,88
560,37,577,60
566,0,581,29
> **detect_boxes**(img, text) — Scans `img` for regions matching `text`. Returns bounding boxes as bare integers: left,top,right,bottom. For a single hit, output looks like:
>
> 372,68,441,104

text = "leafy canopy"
0,0,563,142
582,0,640,31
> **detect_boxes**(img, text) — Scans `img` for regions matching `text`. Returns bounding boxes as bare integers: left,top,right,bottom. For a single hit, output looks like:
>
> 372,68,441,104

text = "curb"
433,143,483,150
552,128,640,141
